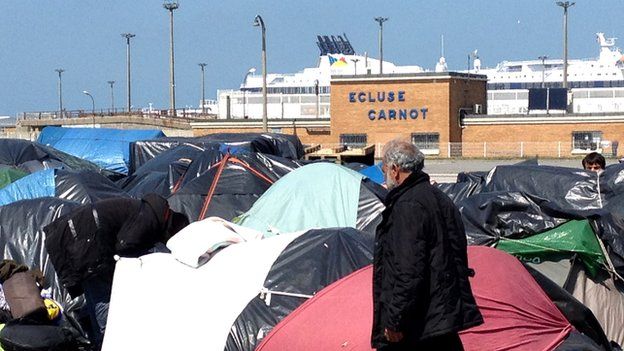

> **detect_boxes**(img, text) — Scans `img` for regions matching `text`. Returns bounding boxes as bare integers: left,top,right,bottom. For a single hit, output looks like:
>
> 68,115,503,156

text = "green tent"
236,163,382,237
0,167,27,190
496,219,606,277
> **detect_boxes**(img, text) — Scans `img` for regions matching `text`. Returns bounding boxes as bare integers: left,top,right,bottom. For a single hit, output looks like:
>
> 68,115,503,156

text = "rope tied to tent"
259,287,314,306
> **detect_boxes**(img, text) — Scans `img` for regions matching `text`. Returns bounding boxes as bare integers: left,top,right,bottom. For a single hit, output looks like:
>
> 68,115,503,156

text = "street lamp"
374,17,388,74
82,90,95,128
253,14,268,132
107,80,115,112
242,67,256,119
556,1,574,89
54,68,65,118
198,63,207,114
350,58,360,75
164,1,179,116
538,55,548,88
121,33,135,114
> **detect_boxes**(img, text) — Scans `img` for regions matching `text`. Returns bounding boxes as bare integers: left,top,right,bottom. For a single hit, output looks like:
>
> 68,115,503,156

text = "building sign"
348,90,428,121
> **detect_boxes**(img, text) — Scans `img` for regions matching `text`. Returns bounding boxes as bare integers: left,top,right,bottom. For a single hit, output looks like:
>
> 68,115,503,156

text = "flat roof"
331,71,487,82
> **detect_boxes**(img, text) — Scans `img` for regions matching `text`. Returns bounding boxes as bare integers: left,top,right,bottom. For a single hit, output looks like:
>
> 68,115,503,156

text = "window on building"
411,133,440,152
572,131,603,151
340,134,367,148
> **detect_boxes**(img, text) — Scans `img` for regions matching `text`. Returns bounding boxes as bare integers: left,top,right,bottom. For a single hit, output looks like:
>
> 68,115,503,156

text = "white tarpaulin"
102,232,302,351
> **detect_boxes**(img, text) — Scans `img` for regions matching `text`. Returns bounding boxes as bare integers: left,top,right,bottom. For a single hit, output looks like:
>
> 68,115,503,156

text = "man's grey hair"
382,138,425,172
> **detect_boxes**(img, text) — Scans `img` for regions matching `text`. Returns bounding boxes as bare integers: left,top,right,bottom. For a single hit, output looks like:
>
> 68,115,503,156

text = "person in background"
582,152,606,172
372,139,483,351
44,194,188,349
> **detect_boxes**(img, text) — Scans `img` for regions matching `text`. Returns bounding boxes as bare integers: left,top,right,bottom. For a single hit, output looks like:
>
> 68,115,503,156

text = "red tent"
256,246,573,351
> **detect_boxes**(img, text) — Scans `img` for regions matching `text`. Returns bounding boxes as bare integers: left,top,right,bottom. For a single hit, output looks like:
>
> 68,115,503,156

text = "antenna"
441,34,445,58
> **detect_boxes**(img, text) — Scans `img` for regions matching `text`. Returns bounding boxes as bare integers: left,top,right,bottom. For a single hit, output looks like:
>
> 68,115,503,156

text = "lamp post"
253,15,268,132
242,67,256,119
556,1,574,89
198,63,207,114
164,1,179,116
121,33,135,114
538,56,548,88
351,58,360,75
82,90,95,127
54,68,65,118
107,80,115,112
374,17,388,74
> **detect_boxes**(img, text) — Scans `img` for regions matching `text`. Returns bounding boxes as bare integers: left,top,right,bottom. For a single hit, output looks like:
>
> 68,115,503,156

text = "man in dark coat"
44,193,188,348
372,139,483,350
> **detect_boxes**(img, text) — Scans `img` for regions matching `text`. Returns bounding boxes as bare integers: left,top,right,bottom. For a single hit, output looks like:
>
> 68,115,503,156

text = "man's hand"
384,328,404,343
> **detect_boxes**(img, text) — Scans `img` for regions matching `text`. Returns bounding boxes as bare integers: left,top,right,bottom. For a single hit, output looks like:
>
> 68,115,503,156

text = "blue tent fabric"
359,163,384,185
0,169,55,206
38,127,165,174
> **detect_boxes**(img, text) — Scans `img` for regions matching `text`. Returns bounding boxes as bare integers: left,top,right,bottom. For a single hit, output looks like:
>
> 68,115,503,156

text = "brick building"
191,71,623,159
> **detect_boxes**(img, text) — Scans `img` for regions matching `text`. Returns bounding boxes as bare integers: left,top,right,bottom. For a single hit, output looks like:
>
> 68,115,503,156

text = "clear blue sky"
1,1,623,116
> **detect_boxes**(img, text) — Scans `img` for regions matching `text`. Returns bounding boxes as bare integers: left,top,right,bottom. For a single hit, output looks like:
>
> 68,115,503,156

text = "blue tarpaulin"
38,127,165,174
359,163,384,185
0,169,55,206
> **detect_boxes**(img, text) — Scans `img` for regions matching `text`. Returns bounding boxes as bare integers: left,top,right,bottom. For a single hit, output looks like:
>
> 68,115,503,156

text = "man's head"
582,152,606,172
381,138,425,190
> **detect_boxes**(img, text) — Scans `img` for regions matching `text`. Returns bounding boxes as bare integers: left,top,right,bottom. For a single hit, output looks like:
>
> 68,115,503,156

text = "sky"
1,0,623,116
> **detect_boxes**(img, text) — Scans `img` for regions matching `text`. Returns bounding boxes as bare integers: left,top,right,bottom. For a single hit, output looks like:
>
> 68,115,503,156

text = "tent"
256,247,600,351
102,232,304,351
495,219,606,277
0,166,27,189
236,163,386,237
130,133,305,172
226,227,374,351
168,152,302,222
38,126,165,174
119,144,210,197
0,169,128,206
0,138,116,178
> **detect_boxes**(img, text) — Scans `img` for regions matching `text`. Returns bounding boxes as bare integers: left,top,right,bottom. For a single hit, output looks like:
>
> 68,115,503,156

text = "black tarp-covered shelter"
119,144,212,197
226,227,374,351
0,169,130,206
130,133,305,173
0,138,120,180
0,198,81,309
168,153,302,222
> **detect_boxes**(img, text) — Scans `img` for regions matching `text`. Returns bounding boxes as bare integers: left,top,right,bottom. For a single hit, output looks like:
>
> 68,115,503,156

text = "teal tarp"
236,163,364,237
38,126,165,174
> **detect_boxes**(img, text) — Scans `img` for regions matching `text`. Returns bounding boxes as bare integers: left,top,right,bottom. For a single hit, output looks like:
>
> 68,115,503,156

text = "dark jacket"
372,170,483,348
44,195,176,297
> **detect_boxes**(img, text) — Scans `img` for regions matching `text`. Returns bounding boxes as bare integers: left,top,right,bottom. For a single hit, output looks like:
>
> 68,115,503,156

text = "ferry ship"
473,32,624,114
215,33,624,119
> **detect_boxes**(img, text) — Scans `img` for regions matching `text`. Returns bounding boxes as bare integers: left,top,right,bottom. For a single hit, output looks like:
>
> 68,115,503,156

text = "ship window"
411,133,440,151
572,131,602,151
340,134,367,148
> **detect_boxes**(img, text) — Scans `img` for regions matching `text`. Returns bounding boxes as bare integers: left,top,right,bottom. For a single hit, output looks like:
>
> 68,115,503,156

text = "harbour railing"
18,108,218,122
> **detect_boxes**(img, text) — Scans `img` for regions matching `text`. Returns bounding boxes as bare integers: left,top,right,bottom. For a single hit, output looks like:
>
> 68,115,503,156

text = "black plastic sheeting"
459,191,572,246
0,198,81,310
436,171,487,204
0,139,121,180
454,162,624,276
226,227,374,351
129,133,305,173
55,170,130,204
118,144,210,197
168,153,303,222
